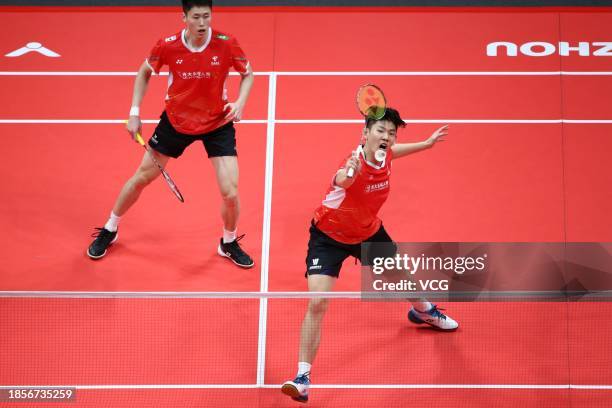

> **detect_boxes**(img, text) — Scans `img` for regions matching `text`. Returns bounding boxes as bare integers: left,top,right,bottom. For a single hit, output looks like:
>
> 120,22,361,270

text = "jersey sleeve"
146,39,165,74
230,37,250,75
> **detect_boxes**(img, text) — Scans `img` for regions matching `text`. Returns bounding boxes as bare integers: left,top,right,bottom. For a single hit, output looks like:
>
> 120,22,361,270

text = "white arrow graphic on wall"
5,42,60,58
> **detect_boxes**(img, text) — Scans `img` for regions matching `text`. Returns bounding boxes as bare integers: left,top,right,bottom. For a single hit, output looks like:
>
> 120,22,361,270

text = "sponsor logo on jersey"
211,56,220,66
165,35,177,43
178,71,212,80
176,59,183,64
216,34,229,40
365,180,389,193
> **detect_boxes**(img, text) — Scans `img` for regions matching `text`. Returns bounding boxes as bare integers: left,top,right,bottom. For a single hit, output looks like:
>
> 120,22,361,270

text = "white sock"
297,362,311,377
412,301,432,313
223,228,237,244
104,212,121,232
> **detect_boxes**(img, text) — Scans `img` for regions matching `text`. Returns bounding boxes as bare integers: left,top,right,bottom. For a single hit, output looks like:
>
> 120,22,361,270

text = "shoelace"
428,305,448,321
296,372,310,384
91,227,113,239
226,234,246,249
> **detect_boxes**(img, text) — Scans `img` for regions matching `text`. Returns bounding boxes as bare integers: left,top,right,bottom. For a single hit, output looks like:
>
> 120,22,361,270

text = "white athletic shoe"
408,304,459,331
281,373,310,403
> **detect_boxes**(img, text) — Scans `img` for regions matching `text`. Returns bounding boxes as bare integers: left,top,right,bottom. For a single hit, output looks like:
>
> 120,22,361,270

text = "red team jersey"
146,29,250,135
314,149,393,244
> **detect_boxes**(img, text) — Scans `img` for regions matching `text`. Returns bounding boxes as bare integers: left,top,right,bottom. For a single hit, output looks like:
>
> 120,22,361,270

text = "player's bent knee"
132,169,159,188
221,189,239,204
308,298,329,316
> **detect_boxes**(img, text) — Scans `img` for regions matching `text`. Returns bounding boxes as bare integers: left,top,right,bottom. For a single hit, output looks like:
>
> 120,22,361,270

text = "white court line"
256,73,277,387
1,71,611,76
2,290,609,299
0,71,272,77
0,384,610,390
0,291,362,298
1,119,611,124
0,119,268,124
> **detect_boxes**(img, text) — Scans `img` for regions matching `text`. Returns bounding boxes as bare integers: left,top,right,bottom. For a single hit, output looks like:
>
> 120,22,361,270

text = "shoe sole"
408,310,458,331
217,245,255,269
281,383,308,403
87,232,119,260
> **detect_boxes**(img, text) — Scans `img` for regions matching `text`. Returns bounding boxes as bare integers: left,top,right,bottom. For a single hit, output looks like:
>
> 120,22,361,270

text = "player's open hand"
224,101,244,122
427,125,449,146
126,116,142,142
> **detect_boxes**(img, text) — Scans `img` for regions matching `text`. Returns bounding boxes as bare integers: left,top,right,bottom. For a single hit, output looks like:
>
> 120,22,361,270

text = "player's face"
364,120,397,156
183,6,212,39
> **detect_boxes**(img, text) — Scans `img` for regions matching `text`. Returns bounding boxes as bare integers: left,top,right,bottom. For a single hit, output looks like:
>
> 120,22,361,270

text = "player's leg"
112,149,169,216
205,123,254,268
87,112,189,259
364,224,459,331
87,150,168,259
282,224,347,403
299,274,336,363
282,275,336,404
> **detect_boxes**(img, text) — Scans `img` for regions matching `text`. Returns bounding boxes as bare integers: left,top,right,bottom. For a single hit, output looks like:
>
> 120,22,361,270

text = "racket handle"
347,167,355,178
135,132,146,146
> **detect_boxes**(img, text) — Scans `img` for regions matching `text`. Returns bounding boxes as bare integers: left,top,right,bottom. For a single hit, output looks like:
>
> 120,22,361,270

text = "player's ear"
182,12,187,23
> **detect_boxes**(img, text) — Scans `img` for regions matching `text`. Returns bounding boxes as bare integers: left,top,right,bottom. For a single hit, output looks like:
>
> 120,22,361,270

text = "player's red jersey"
146,29,250,135
313,149,393,244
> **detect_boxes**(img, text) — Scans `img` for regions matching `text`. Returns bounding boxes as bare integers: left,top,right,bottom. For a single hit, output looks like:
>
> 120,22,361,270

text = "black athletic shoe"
87,227,118,259
217,234,254,268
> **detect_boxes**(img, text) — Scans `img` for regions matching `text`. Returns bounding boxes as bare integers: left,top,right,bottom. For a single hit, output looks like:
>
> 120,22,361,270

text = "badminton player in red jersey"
282,108,458,403
87,0,255,268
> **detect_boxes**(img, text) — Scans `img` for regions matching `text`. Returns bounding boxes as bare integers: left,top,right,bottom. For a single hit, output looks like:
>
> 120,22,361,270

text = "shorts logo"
211,56,220,66
309,258,322,270
151,134,158,144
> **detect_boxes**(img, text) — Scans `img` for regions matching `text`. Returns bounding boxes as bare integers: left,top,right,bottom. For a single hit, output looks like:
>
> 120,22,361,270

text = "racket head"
356,84,387,120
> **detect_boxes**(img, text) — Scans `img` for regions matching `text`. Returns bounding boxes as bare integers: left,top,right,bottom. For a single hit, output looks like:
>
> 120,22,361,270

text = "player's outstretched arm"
391,125,449,159
126,61,154,140
224,64,255,122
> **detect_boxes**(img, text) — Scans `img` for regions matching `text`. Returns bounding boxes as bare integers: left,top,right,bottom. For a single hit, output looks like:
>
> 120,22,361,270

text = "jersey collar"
181,28,212,53
358,144,386,169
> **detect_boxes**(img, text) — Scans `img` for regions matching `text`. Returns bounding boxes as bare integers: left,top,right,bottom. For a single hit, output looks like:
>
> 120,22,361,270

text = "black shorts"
305,221,397,278
148,111,237,159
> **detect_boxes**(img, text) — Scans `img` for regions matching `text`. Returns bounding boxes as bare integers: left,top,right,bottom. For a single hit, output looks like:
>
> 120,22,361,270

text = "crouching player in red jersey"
87,0,255,268
281,108,458,403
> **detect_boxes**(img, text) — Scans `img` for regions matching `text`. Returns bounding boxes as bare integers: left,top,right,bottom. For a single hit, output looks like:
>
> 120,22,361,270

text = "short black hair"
365,107,407,130
182,0,212,13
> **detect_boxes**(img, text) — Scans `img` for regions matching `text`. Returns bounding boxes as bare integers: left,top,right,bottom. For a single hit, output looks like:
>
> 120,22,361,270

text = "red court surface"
1,6,611,408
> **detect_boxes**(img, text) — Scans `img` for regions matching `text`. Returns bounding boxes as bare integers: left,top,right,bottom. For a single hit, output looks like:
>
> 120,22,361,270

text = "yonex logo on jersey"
165,35,177,43
176,59,183,64
211,56,220,66
216,34,229,40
